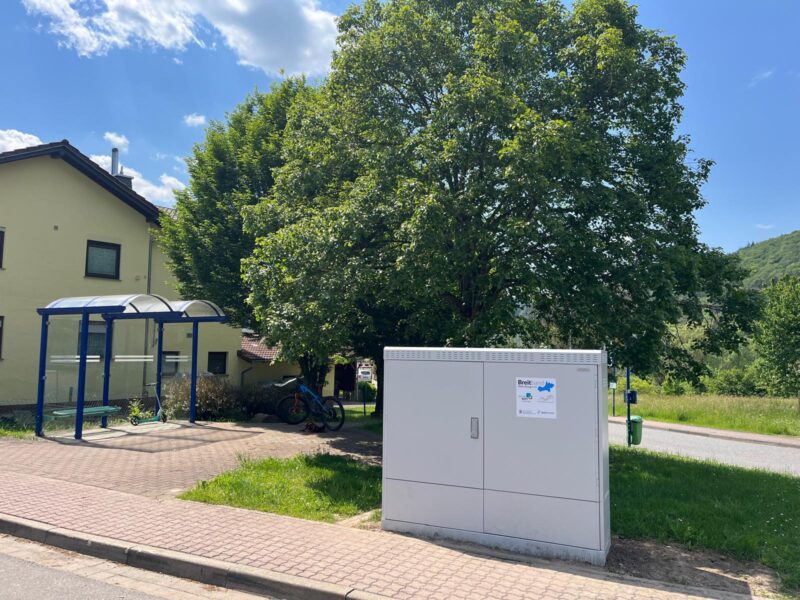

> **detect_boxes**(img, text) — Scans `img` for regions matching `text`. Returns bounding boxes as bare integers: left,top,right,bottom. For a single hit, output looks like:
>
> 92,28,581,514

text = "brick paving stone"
0,422,762,600
0,470,755,600
0,421,380,498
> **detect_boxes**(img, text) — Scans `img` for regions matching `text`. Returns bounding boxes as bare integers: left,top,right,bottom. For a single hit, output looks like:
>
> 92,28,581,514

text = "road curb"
607,416,800,449
0,513,389,600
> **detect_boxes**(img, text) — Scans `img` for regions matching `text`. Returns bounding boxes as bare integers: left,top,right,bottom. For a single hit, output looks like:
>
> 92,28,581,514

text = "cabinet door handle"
470,417,479,439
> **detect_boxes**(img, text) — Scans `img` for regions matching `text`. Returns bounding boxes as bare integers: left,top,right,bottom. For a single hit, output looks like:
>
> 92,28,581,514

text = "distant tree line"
737,230,800,289
623,276,800,411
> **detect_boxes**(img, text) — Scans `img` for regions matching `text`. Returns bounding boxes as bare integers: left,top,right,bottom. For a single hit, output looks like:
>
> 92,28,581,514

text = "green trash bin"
629,416,643,445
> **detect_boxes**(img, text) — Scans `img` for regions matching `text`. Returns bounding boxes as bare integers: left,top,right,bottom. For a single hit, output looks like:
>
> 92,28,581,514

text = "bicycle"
274,376,345,431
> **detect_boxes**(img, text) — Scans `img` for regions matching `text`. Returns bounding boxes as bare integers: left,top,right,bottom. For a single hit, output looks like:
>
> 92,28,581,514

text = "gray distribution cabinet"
382,347,610,565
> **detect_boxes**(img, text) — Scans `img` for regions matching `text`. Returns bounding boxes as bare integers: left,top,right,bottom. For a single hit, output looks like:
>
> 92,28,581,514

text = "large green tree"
160,78,307,327
755,276,800,410
244,0,759,412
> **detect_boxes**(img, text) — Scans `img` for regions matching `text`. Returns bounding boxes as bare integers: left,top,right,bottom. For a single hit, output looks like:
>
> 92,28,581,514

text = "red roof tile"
238,332,279,363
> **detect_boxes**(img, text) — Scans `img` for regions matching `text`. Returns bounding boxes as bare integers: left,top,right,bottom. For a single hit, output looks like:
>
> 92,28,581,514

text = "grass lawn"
612,446,800,593
343,403,383,435
183,447,800,594
0,417,141,439
610,392,800,437
180,454,381,522
0,423,34,439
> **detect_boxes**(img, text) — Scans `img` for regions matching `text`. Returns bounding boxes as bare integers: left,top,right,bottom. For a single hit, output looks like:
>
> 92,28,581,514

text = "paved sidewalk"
0,421,380,498
0,471,754,600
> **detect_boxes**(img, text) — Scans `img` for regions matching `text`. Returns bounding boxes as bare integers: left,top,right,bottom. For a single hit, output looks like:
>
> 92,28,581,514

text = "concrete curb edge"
0,513,389,600
607,416,800,449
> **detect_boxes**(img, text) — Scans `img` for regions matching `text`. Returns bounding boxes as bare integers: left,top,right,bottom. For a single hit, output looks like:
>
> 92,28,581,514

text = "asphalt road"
0,534,272,600
0,553,161,600
609,421,800,476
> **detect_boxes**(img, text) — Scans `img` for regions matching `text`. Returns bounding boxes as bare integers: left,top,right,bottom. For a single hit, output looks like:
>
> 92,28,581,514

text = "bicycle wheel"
322,397,345,431
277,394,309,425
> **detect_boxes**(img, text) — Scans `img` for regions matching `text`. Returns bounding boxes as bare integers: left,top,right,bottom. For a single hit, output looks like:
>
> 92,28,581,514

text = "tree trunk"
298,353,330,394
374,355,384,416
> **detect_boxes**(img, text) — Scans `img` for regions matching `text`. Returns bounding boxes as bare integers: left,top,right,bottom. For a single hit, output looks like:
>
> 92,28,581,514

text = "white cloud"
172,56,183,65
755,223,776,230
183,112,206,127
0,129,43,152
23,0,338,75
103,131,129,152
154,152,186,167
748,68,775,88
91,153,185,205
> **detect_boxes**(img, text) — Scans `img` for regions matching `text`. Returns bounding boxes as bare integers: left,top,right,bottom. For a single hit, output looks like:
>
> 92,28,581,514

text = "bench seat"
51,406,122,418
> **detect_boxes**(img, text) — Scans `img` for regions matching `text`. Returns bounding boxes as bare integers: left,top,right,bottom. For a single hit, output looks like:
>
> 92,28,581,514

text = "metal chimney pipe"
111,147,119,175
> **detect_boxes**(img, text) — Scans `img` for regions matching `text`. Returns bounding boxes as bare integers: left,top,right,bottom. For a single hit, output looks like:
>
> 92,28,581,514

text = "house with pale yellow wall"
0,140,297,411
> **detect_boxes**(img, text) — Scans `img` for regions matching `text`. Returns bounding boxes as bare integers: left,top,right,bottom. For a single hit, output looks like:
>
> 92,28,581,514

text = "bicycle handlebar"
273,375,304,389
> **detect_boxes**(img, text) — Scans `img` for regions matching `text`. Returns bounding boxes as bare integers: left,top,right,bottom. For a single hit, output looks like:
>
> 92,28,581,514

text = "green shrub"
240,383,283,416
611,374,657,395
660,377,691,396
163,376,243,420
706,366,763,397
127,398,153,420
630,375,656,394
358,381,377,403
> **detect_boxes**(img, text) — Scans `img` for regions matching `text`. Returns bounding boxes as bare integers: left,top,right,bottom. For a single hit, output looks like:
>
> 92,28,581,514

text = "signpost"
626,367,632,447
611,365,617,416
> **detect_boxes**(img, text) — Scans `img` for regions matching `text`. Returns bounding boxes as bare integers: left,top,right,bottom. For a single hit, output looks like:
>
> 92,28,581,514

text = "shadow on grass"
611,446,800,594
303,454,381,513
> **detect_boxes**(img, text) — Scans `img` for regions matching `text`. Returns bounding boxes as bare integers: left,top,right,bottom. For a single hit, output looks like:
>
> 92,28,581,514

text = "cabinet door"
482,362,599,502
384,359,484,489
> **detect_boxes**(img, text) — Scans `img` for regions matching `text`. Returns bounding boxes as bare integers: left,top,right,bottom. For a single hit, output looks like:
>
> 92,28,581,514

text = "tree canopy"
756,276,800,404
159,78,308,327
242,0,759,409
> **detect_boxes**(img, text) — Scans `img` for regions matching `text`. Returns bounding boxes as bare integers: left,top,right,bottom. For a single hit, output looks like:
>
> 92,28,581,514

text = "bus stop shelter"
35,294,226,439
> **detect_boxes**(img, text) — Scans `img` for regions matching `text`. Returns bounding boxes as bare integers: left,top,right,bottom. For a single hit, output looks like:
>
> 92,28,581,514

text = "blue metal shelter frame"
35,294,226,440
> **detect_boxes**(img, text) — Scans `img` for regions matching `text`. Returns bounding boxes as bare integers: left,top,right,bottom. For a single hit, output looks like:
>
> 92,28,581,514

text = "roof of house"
0,139,160,222
238,331,280,363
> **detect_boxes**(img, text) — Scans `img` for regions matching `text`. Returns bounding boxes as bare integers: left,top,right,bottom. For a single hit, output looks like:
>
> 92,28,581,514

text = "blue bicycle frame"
276,376,345,431
296,381,334,420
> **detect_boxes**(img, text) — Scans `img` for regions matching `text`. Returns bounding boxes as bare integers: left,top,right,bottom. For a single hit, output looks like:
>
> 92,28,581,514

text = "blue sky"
1,0,797,252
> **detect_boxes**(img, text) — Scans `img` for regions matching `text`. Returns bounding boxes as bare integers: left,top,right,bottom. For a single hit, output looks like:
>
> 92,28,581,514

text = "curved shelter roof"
38,294,225,322
169,299,224,319
42,294,174,314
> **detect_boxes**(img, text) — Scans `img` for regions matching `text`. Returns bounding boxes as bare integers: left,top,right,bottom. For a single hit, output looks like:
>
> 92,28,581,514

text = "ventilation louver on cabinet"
383,347,602,364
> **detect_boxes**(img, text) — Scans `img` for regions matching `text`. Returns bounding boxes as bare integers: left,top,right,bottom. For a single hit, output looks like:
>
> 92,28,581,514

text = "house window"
0,228,5,268
85,240,121,279
0,316,4,359
83,322,106,360
207,352,227,375
162,351,180,377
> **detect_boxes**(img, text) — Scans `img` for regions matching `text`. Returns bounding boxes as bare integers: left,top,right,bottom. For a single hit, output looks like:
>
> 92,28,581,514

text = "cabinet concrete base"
382,519,610,567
